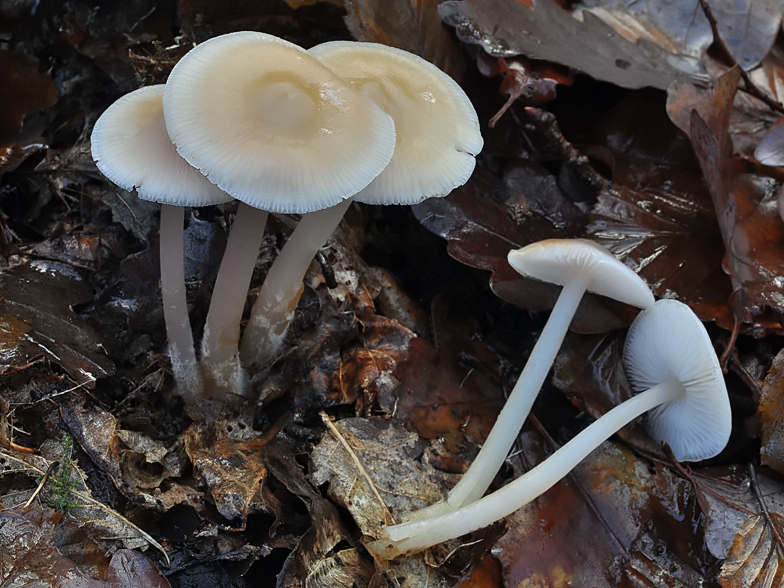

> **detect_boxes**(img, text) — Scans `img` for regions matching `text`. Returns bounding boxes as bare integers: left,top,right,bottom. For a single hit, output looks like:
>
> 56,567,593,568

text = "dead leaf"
379,295,505,453
183,419,271,524
755,116,784,166
0,260,115,386
413,161,639,333
438,0,708,90
758,349,784,474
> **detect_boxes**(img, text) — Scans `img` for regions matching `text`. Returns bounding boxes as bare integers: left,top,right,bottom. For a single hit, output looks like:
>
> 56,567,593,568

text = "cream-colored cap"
309,41,482,205
507,239,655,309
163,32,396,214
624,299,731,461
91,85,231,206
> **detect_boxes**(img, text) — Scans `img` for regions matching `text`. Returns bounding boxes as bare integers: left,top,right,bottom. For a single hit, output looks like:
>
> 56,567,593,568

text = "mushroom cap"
163,32,396,214
308,41,483,206
507,239,655,309
91,85,231,206
624,299,731,461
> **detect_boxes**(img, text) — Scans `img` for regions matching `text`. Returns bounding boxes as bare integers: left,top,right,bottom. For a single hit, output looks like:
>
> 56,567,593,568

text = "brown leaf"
438,0,707,90
183,419,270,524
414,160,637,333
498,434,709,586
107,549,171,588
758,349,784,474
755,116,784,166
0,260,115,386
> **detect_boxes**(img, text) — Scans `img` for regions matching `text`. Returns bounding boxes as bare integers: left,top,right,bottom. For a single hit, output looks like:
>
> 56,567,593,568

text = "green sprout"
44,436,80,513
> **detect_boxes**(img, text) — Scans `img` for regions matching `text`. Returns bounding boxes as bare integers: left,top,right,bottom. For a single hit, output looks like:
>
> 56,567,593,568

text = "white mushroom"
163,32,396,395
369,299,731,558
239,41,483,370
91,85,231,402
406,238,654,521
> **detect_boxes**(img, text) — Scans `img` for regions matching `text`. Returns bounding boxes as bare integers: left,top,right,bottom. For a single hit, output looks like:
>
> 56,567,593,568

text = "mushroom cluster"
91,31,482,402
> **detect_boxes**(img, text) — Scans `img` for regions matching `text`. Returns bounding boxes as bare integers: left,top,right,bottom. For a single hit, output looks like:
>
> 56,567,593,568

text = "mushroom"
90,85,231,402
407,239,654,521
239,41,483,370
369,298,731,557
162,32,396,395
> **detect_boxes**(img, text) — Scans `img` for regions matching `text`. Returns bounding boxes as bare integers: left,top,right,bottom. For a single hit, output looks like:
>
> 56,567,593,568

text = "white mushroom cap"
507,238,655,309
163,32,396,214
624,299,731,461
308,41,483,206
91,85,231,206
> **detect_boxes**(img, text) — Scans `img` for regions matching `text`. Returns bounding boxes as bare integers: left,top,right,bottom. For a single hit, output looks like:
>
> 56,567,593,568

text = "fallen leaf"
0,50,58,142
755,116,784,166
0,260,115,386
438,0,708,90
379,295,504,453
413,160,639,333
758,349,784,474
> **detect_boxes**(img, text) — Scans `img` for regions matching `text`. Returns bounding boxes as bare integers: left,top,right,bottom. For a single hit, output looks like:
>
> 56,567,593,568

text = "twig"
319,410,396,525
748,463,784,557
23,461,58,507
697,0,784,115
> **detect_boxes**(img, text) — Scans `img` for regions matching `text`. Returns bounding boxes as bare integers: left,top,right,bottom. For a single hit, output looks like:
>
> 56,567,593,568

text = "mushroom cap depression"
624,299,731,461
163,32,396,214
91,85,231,206
507,238,655,309
308,41,483,205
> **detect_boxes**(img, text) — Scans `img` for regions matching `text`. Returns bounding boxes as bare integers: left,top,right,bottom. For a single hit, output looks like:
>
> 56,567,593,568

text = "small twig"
697,0,784,115
748,463,784,557
318,410,396,526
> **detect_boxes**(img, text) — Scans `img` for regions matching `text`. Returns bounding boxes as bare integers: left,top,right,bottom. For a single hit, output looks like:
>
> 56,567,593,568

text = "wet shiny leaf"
758,349,784,474
438,0,707,90
755,116,784,166
0,260,115,386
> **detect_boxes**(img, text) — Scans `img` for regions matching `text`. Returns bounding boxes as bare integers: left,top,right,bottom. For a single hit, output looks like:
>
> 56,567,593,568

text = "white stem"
406,271,592,521
371,378,683,557
200,202,268,398
159,204,203,402
239,199,352,371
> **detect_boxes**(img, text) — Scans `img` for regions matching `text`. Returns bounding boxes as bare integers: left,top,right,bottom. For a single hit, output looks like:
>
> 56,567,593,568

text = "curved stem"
406,271,592,521
240,199,352,371
371,378,682,557
159,204,203,402
200,202,268,398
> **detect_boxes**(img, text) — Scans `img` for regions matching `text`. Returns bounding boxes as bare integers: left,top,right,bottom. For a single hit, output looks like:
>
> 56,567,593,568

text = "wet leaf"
585,90,732,325
497,432,709,586
414,161,638,333
438,0,707,90
107,549,171,588
378,296,505,453
758,349,784,474
0,260,115,386
709,0,782,72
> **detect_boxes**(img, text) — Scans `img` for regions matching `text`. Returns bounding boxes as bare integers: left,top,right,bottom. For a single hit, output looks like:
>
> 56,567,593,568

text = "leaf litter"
5,0,784,585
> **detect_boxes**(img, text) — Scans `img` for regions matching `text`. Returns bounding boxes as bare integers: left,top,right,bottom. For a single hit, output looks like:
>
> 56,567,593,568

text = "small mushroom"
407,238,654,520
163,31,396,395
91,85,231,402
369,299,731,557
239,41,483,370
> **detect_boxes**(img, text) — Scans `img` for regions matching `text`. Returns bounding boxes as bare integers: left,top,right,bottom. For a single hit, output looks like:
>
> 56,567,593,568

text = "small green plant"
45,436,80,513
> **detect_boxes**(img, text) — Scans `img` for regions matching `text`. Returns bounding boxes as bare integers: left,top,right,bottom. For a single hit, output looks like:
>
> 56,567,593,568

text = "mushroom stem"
159,204,204,402
370,377,683,558
239,198,352,370
200,202,268,398
406,269,593,521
